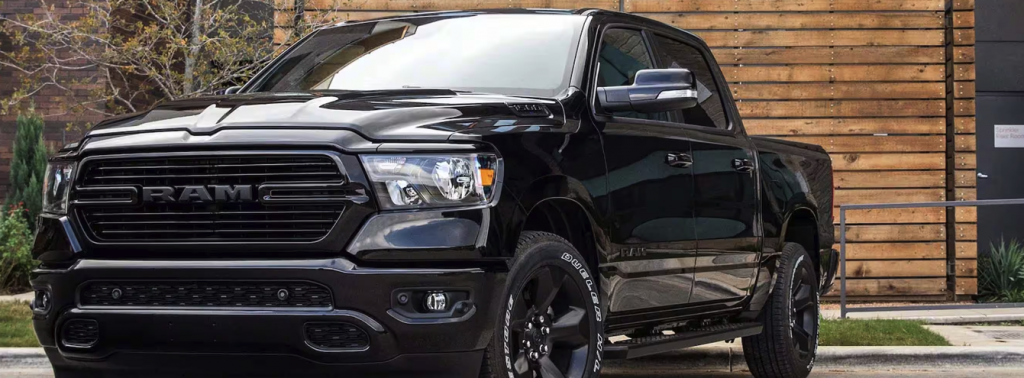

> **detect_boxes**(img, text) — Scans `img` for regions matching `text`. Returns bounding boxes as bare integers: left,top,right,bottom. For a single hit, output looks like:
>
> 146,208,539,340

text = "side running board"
604,322,763,360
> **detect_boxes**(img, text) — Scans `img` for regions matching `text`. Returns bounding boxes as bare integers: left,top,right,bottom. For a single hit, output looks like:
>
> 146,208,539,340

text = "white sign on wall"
995,125,1024,148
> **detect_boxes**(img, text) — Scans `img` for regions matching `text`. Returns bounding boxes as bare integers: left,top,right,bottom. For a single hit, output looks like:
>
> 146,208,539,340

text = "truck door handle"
665,152,693,168
732,158,755,172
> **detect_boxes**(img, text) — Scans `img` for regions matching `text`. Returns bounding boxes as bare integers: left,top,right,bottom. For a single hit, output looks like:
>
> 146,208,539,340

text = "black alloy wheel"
508,265,592,378
790,258,818,360
482,231,605,378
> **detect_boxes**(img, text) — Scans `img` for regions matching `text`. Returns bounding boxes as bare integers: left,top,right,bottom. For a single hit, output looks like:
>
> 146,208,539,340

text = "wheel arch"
780,207,821,275
517,197,604,276
502,173,605,267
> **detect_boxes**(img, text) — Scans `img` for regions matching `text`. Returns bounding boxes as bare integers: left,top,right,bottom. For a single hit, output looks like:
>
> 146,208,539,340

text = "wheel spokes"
538,356,567,378
549,306,588,348
791,270,805,296
792,322,812,352
510,318,529,333
510,262,593,378
531,266,567,313
513,351,531,376
793,285,813,312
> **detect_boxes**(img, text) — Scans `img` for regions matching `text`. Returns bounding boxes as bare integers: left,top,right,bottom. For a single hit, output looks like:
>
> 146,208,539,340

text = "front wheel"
743,242,820,378
481,231,606,378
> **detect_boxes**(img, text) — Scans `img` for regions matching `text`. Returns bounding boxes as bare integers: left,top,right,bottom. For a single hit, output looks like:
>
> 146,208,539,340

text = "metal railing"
839,198,1024,319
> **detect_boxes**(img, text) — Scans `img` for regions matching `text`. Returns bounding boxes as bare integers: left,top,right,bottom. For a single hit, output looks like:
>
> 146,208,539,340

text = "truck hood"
87,90,565,142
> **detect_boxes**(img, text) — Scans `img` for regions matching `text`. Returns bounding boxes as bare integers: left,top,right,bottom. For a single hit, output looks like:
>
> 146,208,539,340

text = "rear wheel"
743,242,820,378
481,231,605,378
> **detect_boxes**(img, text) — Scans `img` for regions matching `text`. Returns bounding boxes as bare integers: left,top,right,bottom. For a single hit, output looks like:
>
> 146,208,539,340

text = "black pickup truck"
29,9,838,378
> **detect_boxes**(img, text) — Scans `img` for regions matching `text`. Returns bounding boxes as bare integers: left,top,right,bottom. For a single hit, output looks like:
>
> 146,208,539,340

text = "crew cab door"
647,33,761,304
593,27,699,314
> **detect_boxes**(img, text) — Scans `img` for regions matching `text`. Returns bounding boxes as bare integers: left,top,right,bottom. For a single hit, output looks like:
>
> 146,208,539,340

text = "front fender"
506,174,608,264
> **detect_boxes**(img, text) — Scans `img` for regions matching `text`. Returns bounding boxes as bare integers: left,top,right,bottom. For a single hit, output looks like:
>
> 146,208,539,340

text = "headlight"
361,154,501,210
42,161,75,215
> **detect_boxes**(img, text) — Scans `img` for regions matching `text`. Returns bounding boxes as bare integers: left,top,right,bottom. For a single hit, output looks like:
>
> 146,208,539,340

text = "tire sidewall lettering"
503,294,514,377
559,251,603,374
495,246,606,377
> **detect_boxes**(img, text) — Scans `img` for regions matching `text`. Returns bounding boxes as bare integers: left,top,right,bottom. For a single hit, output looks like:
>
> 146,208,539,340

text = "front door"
647,33,761,304
595,28,699,315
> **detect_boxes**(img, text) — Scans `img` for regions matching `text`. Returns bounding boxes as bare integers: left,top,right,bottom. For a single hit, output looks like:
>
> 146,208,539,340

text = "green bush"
0,205,34,293
979,238,1024,302
3,109,47,229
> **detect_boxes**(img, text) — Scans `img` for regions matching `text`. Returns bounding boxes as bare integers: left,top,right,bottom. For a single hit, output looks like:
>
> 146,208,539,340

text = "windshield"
250,14,586,97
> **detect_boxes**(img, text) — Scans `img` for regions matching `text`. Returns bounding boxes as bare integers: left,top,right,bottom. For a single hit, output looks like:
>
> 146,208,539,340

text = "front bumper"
31,258,503,376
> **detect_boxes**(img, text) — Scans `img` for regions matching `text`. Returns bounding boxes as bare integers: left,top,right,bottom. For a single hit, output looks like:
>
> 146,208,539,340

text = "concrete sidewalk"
821,307,1024,324
927,325,1024,347
605,345,1024,373
0,292,32,303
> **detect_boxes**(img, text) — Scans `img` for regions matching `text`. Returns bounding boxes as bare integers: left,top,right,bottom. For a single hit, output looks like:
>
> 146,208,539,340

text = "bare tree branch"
0,0,342,124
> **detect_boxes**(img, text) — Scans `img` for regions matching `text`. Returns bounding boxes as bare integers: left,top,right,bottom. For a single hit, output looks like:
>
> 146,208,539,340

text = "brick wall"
0,0,98,202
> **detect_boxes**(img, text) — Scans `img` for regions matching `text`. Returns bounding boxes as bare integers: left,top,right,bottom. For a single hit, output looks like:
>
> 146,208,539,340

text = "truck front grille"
79,281,332,308
74,153,350,243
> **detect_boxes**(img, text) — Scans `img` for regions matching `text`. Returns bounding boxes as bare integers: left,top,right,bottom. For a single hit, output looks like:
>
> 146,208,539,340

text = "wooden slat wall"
643,1,951,299
273,0,977,300
951,0,977,296
272,0,619,43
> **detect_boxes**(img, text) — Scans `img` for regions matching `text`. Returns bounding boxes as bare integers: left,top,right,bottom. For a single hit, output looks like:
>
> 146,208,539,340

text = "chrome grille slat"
95,162,334,170
76,153,347,243
93,219,336,225
92,171,333,180
87,210,338,216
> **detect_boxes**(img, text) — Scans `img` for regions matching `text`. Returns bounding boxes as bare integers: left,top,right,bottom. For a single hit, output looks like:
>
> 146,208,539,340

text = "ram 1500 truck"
30,9,838,378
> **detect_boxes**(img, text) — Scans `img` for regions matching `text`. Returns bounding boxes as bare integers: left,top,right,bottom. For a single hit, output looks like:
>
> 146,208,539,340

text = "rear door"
595,27,699,315
648,33,761,304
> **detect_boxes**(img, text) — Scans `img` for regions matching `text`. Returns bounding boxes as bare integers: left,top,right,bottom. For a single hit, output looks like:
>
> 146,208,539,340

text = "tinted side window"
597,29,669,121
651,35,728,129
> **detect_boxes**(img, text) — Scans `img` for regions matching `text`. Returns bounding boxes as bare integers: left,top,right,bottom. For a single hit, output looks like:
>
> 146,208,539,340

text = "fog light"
424,292,448,312
33,290,51,313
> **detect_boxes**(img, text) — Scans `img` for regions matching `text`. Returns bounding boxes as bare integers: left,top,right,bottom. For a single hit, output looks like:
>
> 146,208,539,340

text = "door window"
650,34,729,129
597,28,670,122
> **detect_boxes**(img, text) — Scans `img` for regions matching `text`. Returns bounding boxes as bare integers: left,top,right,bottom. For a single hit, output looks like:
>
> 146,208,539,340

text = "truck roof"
329,8,703,44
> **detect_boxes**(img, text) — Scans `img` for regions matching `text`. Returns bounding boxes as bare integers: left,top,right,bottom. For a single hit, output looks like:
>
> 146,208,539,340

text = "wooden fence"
274,0,979,301
951,0,977,298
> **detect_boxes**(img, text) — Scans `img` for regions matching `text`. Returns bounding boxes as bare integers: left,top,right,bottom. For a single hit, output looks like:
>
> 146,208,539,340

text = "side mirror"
597,69,699,113
223,86,243,95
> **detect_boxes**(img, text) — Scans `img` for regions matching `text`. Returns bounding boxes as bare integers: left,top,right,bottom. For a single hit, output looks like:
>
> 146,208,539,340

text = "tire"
481,231,606,378
742,243,820,378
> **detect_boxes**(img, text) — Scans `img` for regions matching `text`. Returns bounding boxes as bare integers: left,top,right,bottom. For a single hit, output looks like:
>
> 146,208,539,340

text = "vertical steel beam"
840,207,847,319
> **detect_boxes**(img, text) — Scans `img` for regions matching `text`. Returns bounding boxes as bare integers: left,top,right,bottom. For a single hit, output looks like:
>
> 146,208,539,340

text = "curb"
603,346,1024,373
0,348,50,371
820,309,1024,325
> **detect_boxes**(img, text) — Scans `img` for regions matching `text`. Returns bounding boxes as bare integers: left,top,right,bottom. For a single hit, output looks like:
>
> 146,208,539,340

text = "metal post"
833,199,1024,318
840,207,847,319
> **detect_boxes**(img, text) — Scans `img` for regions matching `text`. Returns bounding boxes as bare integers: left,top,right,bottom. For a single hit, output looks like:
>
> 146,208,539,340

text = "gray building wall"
976,0,1024,251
